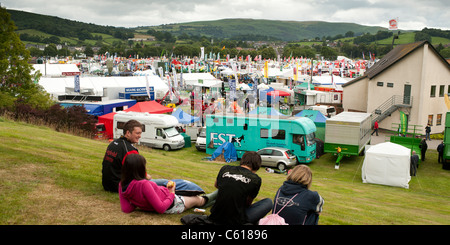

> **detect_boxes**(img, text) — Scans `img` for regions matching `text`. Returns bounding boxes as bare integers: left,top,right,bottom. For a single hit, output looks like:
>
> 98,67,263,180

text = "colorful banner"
264,60,268,78
400,111,407,134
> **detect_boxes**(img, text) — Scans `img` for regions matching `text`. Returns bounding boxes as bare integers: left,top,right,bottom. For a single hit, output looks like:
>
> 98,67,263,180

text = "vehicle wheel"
277,163,287,171
163,144,171,151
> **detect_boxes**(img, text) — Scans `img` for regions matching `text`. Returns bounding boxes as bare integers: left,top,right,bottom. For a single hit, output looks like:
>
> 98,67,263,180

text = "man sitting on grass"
102,120,143,192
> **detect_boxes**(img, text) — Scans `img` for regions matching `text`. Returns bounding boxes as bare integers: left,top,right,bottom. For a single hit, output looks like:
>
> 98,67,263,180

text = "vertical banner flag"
173,67,178,89
74,75,80,93
264,60,268,78
166,75,173,101
231,61,239,85
145,74,151,99
293,65,298,81
200,47,205,60
399,111,407,134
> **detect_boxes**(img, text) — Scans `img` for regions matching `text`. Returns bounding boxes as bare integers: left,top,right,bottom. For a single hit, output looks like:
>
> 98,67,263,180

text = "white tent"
362,142,412,189
38,75,169,100
181,73,222,87
311,75,349,86
33,63,80,77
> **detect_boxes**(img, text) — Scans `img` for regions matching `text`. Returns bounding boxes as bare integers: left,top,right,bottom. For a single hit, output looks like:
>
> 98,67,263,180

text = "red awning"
266,90,291,96
124,101,173,114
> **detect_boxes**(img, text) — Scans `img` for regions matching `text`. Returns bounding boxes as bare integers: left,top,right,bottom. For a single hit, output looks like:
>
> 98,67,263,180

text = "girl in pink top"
119,154,207,214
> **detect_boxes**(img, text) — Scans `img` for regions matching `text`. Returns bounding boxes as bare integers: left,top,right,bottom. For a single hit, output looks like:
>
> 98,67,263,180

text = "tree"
440,47,450,59
414,31,432,43
320,46,337,60
0,7,53,110
84,44,94,57
345,31,354,38
43,43,58,57
260,47,276,59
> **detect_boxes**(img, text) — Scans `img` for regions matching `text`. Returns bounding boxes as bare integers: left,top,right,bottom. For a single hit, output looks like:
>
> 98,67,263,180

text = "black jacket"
102,137,138,192
273,180,324,225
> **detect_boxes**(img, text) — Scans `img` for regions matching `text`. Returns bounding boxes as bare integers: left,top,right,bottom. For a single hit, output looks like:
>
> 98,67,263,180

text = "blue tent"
294,110,327,124
210,142,238,162
259,87,274,102
295,110,327,140
172,108,200,124
249,107,286,116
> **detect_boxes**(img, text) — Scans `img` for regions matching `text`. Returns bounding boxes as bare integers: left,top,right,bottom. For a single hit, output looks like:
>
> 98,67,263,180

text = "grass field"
0,116,449,225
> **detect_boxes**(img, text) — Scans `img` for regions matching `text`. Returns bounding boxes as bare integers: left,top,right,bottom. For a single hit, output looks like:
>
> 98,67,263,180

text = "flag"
331,74,336,88
145,74,151,99
74,75,80,93
293,65,298,81
264,60,268,78
399,111,407,134
172,67,178,89
389,18,398,30
444,94,450,110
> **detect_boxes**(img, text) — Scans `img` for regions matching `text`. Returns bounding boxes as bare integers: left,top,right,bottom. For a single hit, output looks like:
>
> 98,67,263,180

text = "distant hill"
8,8,388,42
136,18,388,41
7,9,134,41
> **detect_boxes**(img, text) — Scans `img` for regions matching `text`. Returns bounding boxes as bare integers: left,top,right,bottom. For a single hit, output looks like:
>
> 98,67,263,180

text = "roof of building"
343,41,450,87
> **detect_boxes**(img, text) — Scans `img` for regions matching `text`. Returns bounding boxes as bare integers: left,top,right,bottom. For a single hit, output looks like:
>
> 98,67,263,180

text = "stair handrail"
371,95,412,124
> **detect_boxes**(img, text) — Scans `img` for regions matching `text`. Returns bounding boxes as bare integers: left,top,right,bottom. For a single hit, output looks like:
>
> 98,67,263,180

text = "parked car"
256,147,297,171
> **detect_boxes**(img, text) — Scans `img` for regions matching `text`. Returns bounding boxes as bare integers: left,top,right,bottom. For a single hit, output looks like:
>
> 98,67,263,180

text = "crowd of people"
101,119,325,225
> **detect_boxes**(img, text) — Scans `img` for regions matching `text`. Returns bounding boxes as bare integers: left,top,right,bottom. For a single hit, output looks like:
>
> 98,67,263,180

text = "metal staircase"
371,95,412,125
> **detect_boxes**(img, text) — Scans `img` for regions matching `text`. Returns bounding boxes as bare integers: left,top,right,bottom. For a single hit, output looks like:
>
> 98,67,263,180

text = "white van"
113,111,185,151
195,127,206,151
307,105,336,117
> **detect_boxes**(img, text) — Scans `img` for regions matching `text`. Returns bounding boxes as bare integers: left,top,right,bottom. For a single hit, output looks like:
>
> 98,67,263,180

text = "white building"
342,41,450,134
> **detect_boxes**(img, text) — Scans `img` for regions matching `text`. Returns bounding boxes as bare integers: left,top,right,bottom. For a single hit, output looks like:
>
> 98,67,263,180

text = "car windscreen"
164,127,180,137
199,128,206,137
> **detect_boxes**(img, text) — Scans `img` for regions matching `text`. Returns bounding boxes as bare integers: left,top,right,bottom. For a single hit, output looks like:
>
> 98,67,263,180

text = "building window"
377,82,383,86
437,114,442,126
430,85,436,97
439,85,445,97
387,83,394,88
428,115,433,126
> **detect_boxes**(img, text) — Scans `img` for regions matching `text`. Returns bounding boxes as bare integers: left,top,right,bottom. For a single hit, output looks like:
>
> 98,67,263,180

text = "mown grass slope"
0,117,448,225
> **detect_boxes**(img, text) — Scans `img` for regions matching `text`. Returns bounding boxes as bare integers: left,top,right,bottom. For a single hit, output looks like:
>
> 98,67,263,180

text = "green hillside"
376,32,450,46
7,9,134,42
8,9,387,42
1,117,449,225
138,18,388,41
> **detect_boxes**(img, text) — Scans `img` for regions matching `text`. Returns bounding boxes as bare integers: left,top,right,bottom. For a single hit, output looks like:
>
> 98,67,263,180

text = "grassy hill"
137,18,388,41
376,32,450,46
8,8,450,49
0,116,449,226
8,9,387,43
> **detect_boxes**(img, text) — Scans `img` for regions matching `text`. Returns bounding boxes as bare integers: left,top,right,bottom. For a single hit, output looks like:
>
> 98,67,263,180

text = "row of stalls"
35,64,415,190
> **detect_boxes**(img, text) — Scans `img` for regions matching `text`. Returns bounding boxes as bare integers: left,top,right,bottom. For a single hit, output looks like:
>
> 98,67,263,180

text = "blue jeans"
246,198,273,224
426,132,431,140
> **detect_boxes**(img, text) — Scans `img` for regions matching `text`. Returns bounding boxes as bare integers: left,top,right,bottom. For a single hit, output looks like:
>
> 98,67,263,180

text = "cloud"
2,0,449,30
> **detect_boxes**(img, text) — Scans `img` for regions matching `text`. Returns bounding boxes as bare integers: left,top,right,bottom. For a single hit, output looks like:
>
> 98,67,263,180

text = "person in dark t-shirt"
209,151,272,225
102,120,143,192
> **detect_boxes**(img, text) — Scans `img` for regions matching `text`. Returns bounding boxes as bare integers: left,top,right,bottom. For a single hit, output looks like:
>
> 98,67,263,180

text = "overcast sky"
2,0,449,30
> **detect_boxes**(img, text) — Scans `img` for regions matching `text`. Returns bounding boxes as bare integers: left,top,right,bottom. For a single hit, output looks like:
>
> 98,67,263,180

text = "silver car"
256,147,297,171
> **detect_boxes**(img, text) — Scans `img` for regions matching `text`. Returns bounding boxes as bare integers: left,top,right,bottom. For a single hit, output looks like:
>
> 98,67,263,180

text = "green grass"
0,117,449,225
